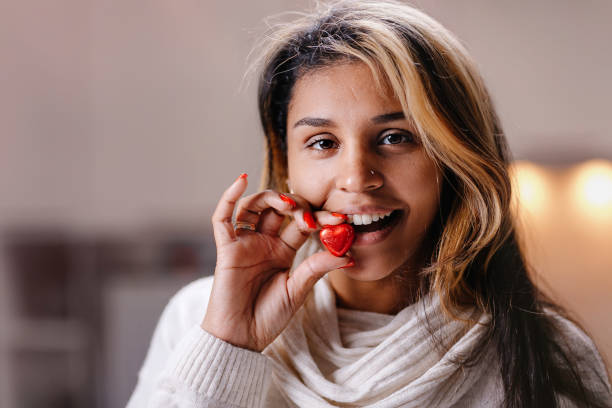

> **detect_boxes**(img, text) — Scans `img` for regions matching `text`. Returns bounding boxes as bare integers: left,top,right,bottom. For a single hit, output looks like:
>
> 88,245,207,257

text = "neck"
328,268,418,315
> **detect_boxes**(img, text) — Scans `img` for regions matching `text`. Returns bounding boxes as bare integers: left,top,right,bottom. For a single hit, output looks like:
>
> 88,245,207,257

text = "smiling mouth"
351,210,402,233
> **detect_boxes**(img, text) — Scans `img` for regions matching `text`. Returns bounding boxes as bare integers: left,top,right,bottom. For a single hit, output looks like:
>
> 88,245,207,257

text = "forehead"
287,62,400,121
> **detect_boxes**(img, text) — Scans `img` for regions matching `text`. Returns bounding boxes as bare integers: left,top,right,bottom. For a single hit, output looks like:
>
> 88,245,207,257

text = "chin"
339,256,401,282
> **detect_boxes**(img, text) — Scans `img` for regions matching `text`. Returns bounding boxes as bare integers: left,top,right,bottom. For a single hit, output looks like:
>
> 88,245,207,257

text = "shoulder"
129,274,216,404
167,274,215,313
546,308,606,366
156,275,215,348
545,308,612,397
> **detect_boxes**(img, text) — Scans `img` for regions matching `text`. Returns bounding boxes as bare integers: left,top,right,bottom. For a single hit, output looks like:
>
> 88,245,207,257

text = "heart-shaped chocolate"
319,223,355,257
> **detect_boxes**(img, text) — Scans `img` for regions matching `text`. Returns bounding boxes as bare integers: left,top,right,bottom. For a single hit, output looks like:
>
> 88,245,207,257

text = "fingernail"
238,173,248,180
331,212,347,221
340,258,355,269
279,193,297,208
303,212,316,229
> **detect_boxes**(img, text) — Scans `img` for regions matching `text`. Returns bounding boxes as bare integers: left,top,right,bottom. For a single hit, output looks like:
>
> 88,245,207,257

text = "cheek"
393,158,441,216
287,154,331,207
412,164,442,222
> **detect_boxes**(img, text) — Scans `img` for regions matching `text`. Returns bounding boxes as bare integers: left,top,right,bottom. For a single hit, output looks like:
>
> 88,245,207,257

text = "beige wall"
1,0,611,377
2,0,611,231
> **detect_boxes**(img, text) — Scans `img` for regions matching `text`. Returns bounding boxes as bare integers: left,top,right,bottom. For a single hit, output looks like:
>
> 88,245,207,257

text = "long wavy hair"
249,1,610,406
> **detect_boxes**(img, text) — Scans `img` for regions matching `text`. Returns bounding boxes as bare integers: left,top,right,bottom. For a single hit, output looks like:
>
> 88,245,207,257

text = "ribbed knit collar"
265,238,492,407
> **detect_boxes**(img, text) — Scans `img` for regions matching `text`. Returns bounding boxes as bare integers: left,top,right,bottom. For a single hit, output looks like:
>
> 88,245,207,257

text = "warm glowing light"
580,165,612,205
572,160,612,212
511,161,550,213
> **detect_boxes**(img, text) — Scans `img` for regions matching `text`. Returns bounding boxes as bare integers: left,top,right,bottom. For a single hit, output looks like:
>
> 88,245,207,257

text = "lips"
351,209,403,246
351,209,401,233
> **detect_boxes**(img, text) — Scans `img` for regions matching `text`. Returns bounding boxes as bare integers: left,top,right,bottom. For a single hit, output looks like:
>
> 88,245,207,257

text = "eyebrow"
292,111,406,128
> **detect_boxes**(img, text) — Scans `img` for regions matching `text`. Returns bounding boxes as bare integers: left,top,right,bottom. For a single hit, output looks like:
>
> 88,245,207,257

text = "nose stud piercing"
370,169,375,176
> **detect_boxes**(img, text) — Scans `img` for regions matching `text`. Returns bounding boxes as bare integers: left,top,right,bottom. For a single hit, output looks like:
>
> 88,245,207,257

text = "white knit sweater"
127,273,612,407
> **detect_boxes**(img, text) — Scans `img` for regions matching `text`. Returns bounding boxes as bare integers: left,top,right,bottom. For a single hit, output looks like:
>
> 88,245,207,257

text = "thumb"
286,251,353,311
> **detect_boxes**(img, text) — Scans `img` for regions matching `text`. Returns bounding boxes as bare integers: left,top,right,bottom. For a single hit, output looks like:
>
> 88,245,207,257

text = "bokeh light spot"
580,163,612,206
511,161,550,214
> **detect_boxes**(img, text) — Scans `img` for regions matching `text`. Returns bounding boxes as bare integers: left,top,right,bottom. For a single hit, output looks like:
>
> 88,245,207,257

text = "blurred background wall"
1,1,611,407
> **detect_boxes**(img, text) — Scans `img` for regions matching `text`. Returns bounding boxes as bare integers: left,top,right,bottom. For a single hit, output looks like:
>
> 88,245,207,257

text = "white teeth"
347,211,394,225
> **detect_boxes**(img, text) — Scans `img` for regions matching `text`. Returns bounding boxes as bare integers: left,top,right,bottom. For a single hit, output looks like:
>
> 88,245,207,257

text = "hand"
201,174,352,352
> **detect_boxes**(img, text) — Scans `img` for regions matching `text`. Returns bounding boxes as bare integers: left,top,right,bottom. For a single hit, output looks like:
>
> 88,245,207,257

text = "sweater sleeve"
148,325,271,407
126,277,272,408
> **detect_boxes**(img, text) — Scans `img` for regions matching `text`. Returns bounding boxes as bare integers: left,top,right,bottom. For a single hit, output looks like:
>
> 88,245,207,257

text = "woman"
128,1,612,406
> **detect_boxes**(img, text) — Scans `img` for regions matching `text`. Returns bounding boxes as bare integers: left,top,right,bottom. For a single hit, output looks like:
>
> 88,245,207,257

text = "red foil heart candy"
319,223,355,257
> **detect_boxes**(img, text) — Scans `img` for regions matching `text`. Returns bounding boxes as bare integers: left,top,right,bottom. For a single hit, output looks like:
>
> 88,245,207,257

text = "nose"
335,147,384,193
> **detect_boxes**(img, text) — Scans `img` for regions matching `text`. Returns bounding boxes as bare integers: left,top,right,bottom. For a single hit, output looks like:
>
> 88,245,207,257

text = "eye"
379,131,416,145
308,137,338,150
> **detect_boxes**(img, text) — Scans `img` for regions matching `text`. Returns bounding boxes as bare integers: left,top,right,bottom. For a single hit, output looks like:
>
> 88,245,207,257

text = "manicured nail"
279,193,297,208
339,258,355,269
238,173,248,180
331,212,348,221
303,212,316,229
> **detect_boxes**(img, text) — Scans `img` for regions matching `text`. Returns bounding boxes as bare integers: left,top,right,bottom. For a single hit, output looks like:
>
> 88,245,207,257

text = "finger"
211,174,248,245
276,197,330,251
259,197,347,237
278,204,345,251
257,207,286,236
280,193,317,231
261,201,346,241
286,251,354,311
234,190,296,230
278,216,317,252
314,210,348,227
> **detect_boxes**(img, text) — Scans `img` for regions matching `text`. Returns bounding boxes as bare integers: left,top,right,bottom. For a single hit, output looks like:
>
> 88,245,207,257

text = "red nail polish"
331,212,348,221
238,173,248,180
279,193,297,208
303,212,316,229
339,258,355,269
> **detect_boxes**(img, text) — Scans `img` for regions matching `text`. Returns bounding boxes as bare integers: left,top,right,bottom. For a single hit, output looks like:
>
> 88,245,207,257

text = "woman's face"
286,62,442,281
